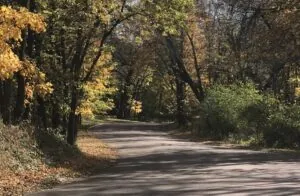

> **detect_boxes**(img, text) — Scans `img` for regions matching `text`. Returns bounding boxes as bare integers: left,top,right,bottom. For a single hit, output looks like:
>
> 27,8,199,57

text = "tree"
203,0,300,98
35,0,195,144
0,5,49,124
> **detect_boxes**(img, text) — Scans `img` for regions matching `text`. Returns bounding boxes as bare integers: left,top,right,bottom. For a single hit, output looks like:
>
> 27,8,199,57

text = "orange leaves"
0,6,46,80
76,134,117,161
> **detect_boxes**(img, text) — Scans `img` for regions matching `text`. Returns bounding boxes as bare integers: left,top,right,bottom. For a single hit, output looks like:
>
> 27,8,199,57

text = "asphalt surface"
31,122,300,196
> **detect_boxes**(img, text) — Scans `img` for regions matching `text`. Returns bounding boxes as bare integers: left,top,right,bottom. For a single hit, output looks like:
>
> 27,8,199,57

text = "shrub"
200,83,263,139
239,94,279,143
197,82,300,148
263,104,300,148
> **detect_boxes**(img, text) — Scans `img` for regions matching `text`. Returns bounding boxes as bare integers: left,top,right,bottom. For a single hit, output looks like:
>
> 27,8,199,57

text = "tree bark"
67,88,78,145
0,81,3,120
52,104,61,129
37,96,47,130
165,36,205,102
14,0,32,122
2,80,12,124
14,73,25,122
175,76,187,127
117,70,133,119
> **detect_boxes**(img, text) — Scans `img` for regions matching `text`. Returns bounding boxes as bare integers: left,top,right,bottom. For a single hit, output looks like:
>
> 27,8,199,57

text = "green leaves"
143,0,194,35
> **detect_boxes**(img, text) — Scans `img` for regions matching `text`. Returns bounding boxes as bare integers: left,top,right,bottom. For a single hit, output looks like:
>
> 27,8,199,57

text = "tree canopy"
0,0,299,148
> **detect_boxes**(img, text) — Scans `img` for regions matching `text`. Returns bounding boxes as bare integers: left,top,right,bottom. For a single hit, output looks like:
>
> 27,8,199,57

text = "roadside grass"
0,121,117,195
168,126,300,153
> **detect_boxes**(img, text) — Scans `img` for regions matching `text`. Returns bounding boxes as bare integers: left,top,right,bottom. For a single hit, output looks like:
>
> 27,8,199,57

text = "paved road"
32,122,300,196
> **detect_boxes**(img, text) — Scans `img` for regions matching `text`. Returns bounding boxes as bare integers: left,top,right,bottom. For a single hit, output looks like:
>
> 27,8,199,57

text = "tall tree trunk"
14,0,32,122
175,77,187,127
67,88,78,145
37,96,47,130
0,81,3,120
118,85,131,119
14,72,25,122
117,70,133,119
51,104,61,129
2,80,12,124
165,36,205,102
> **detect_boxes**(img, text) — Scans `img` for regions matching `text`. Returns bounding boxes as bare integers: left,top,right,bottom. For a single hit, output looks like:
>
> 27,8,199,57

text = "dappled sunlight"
33,123,300,196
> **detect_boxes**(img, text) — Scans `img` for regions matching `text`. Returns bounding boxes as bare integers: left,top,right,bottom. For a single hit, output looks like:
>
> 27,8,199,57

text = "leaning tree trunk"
165,36,205,102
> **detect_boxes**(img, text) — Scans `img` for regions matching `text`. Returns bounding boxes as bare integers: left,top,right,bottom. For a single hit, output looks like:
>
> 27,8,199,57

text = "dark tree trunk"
0,81,6,122
0,81,4,120
175,77,187,127
2,80,12,124
117,86,131,119
67,89,78,145
52,104,61,129
117,70,133,119
165,36,205,102
37,96,47,130
61,115,68,136
14,0,32,122
14,73,25,122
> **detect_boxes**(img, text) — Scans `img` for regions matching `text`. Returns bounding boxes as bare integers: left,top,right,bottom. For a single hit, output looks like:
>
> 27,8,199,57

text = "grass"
169,126,300,153
0,122,117,195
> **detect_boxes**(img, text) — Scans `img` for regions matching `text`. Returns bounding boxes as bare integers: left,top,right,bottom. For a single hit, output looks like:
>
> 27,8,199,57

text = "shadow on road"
32,122,300,196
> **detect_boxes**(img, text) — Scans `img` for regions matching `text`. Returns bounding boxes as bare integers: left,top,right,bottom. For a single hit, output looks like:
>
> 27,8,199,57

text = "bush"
200,83,263,139
244,98,300,148
239,94,279,144
197,83,300,149
263,104,300,148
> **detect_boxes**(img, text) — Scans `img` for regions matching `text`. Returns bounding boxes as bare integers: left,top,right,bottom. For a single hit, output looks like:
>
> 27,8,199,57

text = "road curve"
32,122,300,196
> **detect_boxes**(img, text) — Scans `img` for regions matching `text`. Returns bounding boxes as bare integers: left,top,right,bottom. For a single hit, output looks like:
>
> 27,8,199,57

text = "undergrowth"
192,83,300,149
0,123,117,195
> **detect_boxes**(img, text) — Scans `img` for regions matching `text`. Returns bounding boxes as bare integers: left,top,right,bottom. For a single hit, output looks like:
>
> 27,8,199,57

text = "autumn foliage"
1,0,299,194
0,6,45,79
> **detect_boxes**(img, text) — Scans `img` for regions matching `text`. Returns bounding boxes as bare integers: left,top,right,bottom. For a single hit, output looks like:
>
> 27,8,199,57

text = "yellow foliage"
35,82,53,98
295,87,300,98
76,102,94,118
78,51,116,118
0,6,46,80
131,100,143,114
0,48,21,79
0,6,51,102
77,72,116,118
21,60,53,103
